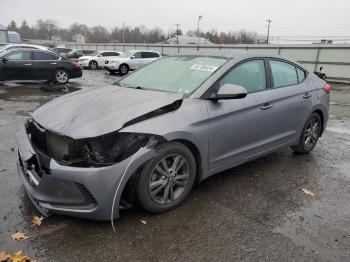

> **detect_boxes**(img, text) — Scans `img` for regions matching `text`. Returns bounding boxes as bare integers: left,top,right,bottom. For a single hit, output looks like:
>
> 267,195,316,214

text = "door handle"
50,62,57,65
303,93,312,99
260,103,273,110
24,63,32,66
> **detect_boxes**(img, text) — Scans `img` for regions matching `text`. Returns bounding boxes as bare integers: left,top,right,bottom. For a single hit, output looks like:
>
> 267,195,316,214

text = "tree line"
7,19,261,44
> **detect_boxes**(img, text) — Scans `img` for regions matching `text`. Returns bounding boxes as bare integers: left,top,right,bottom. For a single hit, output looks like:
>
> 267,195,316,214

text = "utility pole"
266,19,272,44
175,23,180,45
122,22,125,43
197,15,203,44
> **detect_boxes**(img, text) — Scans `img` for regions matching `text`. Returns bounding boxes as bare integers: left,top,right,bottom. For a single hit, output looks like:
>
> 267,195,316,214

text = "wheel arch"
312,109,325,136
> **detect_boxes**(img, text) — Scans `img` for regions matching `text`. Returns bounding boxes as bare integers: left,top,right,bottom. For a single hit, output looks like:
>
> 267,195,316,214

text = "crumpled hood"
32,85,183,139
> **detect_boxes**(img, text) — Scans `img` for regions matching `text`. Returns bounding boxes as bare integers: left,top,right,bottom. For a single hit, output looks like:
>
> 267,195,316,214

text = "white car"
104,50,161,75
0,43,48,53
78,51,123,70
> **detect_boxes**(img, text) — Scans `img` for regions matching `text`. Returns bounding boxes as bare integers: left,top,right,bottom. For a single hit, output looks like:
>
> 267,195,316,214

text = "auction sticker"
190,64,218,72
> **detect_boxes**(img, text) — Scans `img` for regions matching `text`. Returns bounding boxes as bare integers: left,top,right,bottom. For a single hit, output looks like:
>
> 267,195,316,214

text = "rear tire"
291,113,322,154
135,142,196,214
54,69,69,84
89,61,98,70
119,64,129,75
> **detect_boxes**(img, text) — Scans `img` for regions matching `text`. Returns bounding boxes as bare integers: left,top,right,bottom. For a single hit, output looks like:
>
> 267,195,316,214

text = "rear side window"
7,51,31,60
32,52,59,60
133,52,142,59
219,60,266,93
270,60,298,87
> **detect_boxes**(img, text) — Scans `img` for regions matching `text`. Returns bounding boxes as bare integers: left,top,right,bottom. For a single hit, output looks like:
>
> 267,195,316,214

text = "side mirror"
2,57,8,63
208,84,247,100
130,55,135,59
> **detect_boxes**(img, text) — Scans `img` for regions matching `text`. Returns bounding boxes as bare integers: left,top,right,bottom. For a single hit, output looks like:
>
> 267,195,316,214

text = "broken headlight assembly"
26,119,162,168
61,132,161,168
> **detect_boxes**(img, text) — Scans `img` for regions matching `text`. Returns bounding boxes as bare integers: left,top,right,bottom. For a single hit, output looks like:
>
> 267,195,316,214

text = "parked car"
0,48,82,83
66,49,95,59
104,50,161,75
78,51,123,70
50,47,73,56
16,52,330,220
0,43,48,53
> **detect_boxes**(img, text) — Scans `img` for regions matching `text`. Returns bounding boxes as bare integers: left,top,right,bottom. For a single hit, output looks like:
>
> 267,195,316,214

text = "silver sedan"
16,52,330,220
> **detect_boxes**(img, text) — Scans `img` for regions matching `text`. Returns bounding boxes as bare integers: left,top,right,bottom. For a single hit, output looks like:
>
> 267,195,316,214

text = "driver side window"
219,60,266,93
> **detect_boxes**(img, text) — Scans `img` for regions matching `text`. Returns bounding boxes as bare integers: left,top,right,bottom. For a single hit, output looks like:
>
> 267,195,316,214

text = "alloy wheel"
304,116,320,148
149,154,190,205
56,70,68,84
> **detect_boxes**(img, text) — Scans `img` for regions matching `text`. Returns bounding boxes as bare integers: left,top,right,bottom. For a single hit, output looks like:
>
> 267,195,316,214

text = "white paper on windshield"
190,64,218,72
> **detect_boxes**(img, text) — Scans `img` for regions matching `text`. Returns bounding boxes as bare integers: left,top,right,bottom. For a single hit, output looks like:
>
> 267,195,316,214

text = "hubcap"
56,71,68,83
304,117,320,148
149,154,190,205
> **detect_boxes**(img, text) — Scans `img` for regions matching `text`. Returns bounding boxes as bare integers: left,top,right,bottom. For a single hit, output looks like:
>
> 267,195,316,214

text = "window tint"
270,60,298,87
7,51,31,60
133,52,142,59
150,52,159,58
297,68,306,82
219,60,266,93
32,52,58,60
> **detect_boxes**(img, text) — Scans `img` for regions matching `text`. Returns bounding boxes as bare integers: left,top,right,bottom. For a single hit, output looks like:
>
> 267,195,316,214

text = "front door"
2,50,33,80
206,59,280,172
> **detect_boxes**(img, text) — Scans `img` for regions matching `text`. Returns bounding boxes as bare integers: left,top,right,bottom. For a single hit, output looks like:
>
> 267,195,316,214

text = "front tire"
119,64,129,75
89,61,98,70
54,69,69,84
135,142,196,214
291,113,322,154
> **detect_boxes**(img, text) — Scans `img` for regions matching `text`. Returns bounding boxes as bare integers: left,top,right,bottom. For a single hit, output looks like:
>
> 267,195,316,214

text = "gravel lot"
0,70,350,262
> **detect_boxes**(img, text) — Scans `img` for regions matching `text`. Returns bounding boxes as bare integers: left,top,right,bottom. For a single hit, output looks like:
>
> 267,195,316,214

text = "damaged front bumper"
16,119,156,220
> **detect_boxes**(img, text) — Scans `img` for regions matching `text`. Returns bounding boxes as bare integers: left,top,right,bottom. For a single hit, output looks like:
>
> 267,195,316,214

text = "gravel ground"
0,70,349,262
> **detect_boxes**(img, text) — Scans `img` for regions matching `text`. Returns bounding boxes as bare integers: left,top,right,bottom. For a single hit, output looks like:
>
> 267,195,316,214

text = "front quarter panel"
120,98,210,179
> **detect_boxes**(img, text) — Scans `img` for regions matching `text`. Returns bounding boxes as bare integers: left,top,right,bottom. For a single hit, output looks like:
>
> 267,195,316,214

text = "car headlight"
79,59,87,62
60,132,162,168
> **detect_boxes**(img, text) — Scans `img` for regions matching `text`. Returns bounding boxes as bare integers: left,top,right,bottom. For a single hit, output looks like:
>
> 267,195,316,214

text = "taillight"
323,83,331,94
71,59,81,69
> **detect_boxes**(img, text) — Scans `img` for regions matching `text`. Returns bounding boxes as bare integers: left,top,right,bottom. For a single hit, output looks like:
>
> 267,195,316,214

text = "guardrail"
41,41,350,82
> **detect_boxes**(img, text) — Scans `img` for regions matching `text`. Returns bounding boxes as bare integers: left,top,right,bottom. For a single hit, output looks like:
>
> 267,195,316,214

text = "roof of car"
171,50,285,60
0,48,60,56
129,50,160,53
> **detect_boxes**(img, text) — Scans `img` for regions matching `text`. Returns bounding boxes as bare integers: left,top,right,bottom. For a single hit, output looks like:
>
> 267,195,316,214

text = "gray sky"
1,0,350,38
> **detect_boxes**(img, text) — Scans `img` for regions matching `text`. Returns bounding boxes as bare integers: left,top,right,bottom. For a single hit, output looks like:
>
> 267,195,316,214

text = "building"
72,34,86,44
8,31,21,43
163,35,212,45
0,24,9,43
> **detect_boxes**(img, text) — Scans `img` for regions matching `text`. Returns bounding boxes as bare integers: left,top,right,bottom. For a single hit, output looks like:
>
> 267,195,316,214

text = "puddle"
326,127,350,136
0,82,80,101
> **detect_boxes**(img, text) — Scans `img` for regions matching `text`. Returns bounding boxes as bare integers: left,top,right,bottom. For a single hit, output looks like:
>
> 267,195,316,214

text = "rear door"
129,52,143,69
206,59,281,172
141,52,159,65
1,50,33,80
267,59,312,142
31,51,61,80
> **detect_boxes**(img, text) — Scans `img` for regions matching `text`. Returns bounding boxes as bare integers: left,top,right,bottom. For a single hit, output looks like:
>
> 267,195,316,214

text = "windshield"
0,44,9,53
118,56,227,94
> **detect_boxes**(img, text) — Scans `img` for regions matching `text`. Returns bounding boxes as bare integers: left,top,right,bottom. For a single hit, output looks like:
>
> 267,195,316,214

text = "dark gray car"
16,52,330,220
